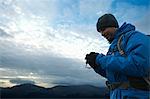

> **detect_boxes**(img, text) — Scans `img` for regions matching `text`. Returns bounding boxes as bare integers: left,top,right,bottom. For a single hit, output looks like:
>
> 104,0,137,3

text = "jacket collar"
114,22,135,40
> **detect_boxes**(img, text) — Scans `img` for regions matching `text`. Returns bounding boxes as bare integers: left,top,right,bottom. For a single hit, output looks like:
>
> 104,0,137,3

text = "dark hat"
96,14,119,32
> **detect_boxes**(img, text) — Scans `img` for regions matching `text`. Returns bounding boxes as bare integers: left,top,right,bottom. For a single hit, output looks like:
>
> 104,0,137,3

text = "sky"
0,0,150,88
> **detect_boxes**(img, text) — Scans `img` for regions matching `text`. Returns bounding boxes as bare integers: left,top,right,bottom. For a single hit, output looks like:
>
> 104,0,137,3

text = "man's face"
99,27,116,43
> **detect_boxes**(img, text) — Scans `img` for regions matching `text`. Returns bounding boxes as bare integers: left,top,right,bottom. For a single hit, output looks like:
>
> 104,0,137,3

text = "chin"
108,38,114,44
108,41,112,44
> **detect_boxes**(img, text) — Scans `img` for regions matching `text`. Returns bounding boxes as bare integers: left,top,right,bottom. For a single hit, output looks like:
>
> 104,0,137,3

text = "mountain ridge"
0,83,109,98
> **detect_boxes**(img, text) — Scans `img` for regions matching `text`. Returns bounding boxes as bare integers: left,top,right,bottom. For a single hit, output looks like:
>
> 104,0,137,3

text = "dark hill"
0,83,109,98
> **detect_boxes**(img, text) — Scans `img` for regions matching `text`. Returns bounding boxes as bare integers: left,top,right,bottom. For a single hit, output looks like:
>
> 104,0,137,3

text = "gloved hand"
85,52,99,69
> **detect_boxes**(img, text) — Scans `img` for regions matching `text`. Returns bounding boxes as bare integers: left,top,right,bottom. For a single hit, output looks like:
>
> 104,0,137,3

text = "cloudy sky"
0,0,149,88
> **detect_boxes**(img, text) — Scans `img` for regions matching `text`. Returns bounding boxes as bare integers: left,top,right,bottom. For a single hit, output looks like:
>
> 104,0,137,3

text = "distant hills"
0,83,109,98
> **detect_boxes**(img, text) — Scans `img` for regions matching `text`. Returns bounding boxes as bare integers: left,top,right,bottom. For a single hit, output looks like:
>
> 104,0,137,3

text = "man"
85,14,150,99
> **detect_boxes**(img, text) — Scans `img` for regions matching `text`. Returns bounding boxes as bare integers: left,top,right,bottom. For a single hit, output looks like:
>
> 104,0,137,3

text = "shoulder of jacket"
124,30,137,38
122,30,140,43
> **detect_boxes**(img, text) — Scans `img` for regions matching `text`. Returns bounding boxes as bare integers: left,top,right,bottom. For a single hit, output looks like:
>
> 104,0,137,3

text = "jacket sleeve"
96,33,150,77
93,65,107,78
93,54,107,78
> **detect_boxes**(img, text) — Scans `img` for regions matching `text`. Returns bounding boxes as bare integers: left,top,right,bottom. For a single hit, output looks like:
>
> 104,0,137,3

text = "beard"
106,34,114,44
108,37,114,44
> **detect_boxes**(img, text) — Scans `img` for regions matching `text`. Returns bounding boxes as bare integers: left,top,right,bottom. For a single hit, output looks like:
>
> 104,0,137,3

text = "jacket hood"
114,22,135,39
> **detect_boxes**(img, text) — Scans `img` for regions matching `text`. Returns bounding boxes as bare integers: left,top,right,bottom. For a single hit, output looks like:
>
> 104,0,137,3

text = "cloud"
112,0,150,7
51,76,106,87
79,0,113,23
0,50,107,87
110,0,150,34
0,28,13,38
0,42,104,77
134,12,150,35
0,29,107,87
10,78,35,85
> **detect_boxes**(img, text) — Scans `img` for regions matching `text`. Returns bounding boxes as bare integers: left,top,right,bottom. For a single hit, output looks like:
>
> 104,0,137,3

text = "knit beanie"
96,14,119,32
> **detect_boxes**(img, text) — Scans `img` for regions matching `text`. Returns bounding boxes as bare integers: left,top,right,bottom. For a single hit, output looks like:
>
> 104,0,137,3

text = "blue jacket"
94,22,150,99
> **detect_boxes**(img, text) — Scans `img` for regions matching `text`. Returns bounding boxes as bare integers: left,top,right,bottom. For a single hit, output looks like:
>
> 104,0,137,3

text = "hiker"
85,14,150,99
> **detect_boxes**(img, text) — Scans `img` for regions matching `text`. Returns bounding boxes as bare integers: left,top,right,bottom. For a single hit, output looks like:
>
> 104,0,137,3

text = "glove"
85,52,99,69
